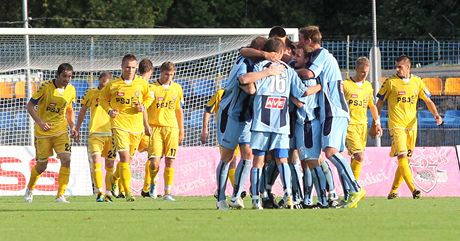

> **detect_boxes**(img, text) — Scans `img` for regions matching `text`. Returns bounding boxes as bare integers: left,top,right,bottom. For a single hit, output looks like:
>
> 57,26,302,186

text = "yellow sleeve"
81,89,93,107
367,83,375,108
417,78,431,102
175,85,184,109
205,89,223,113
30,81,46,103
377,78,390,101
67,87,76,110
142,81,154,109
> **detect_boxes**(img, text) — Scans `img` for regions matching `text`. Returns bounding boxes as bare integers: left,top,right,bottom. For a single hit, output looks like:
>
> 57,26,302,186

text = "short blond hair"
160,61,176,72
299,25,322,44
356,56,370,68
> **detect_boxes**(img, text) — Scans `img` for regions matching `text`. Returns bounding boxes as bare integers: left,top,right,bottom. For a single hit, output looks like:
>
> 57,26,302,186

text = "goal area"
0,28,298,195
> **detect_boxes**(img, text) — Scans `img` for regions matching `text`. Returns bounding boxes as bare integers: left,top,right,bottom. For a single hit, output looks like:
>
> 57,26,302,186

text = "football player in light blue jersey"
215,36,286,210
297,26,365,208
241,38,321,209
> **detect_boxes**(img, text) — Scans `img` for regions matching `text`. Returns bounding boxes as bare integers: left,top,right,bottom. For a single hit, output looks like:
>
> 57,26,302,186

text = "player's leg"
249,131,271,210
288,149,304,207
88,134,106,202
346,124,365,180
272,133,293,209
162,126,179,201
301,159,313,207
137,133,151,197
319,159,339,202
112,129,136,201
24,137,53,203
102,136,116,202
54,133,72,203
396,129,419,197
230,144,252,208
147,126,164,199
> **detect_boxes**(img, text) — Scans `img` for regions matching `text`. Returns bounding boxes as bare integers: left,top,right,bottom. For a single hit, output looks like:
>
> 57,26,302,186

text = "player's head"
98,71,112,88
250,36,267,51
159,61,176,84
293,45,307,69
355,56,370,81
121,54,138,81
282,38,296,63
56,63,73,87
269,26,287,43
139,58,154,80
263,38,284,61
299,25,322,52
395,55,411,78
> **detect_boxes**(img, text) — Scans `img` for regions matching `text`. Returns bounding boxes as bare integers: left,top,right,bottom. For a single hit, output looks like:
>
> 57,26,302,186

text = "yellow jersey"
81,88,111,135
205,89,225,115
377,74,430,129
147,80,183,128
99,75,153,133
31,80,76,137
343,79,375,125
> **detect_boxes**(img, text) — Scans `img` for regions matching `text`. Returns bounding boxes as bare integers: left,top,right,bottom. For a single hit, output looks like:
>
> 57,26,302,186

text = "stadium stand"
422,77,443,96
444,77,460,95
418,110,438,128
0,82,14,98
443,110,460,128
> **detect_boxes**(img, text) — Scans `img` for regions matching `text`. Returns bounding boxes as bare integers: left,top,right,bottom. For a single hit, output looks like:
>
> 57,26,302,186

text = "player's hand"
179,130,184,145
200,130,208,144
136,104,144,113
267,63,285,76
70,128,79,141
108,109,119,118
374,123,383,137
434,114,443,126
39,121,51,131
144,125,152,136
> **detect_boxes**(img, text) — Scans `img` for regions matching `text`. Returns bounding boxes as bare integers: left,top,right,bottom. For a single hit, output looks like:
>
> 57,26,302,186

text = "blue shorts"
296,119,321,160
321,117,348,152
217,116,251,150
250,131,289,154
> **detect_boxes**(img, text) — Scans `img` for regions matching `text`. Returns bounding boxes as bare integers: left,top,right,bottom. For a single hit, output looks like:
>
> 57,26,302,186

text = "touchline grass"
0,196,459,241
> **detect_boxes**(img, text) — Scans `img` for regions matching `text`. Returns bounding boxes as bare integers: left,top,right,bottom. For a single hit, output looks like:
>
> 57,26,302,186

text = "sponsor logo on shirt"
117,92,125,96
265,97,286,109
398,91,406,95
49,103,57,107
158,97,164,101
351,94,358,98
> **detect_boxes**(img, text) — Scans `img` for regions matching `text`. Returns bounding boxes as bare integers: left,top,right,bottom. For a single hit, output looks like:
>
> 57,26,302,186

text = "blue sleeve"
290,68,308,99
29,97,40,105
308,51,326,79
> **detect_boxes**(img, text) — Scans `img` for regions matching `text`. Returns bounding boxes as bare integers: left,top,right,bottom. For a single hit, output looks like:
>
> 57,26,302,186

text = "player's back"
309,48,349,121
251,60,307,134
219,56,254,122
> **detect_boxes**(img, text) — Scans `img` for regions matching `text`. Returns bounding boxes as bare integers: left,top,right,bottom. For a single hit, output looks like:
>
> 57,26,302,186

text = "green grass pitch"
0,196,459,241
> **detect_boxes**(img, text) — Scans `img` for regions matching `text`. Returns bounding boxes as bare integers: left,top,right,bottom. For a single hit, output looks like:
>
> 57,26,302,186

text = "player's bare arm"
26,100,50,131
201,111,211,144
238,64,285,85
302,83,321,97
369,105,383,137
143,109,152,136
240,47,279,62
290,96,304,108
66,104,78,139
423,98,443,125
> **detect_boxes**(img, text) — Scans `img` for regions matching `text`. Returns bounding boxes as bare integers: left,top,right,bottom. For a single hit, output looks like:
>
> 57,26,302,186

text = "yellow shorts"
112,128,142,156
34,133,71,161
148,126,179,159
219,145,241,157
88,134,116,160
346,124,368,155
389,128,417,157
138,133,150,153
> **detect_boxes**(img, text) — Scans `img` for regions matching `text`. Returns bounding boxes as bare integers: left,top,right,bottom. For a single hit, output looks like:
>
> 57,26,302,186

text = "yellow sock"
119,162,131,195
113,162,124,193
28,166,41,190
93,163,103,194
350,159,362,180
143,160,151,192
149,166,159,185
228,168,236,187
390,167,404,194
105,166,114,193
398,156,416,192
57,166,70,197
164,167,175,195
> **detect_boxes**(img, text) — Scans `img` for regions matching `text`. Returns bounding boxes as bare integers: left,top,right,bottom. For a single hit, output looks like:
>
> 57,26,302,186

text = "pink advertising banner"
129,146,460,197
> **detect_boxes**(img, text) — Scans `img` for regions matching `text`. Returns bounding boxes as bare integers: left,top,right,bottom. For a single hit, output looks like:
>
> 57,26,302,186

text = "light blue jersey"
295,78,319,123
219,56,255,123
251,61,307,134
308,48,349,122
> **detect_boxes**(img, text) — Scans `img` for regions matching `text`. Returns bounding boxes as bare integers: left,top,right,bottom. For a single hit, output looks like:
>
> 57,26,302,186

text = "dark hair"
122,54,137,64
263,38,284,53
139,58,154,75
160,61,176,72
269,26,286,38
395,55,411,64
57,63,73,76
99,71,112,80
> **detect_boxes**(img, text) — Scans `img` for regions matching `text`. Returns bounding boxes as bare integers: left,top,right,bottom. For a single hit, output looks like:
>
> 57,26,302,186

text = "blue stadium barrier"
13,110,29,131
73,81,90,99
184,109,203,129
192,79,216,97
0,111,12,130
175,79,191,97
443,110,460,128
418,110,439,128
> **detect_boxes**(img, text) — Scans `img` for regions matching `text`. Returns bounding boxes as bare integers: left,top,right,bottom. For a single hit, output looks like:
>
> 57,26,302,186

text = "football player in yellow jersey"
376,55,442,199
145,61,184,201
24,63,77,203
75,72,115,202
344,57,382,181
99,54,153,202
201,88,243,197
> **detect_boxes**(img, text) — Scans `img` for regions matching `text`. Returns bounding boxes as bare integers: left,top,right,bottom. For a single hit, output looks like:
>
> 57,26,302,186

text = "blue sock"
289,162,304,202
277,163,292,196
303,167,313,205
312,166,328,206
216,161,230,201
250,167,262,200
232,159,251,199
321,160,335,191
329,153,360,193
